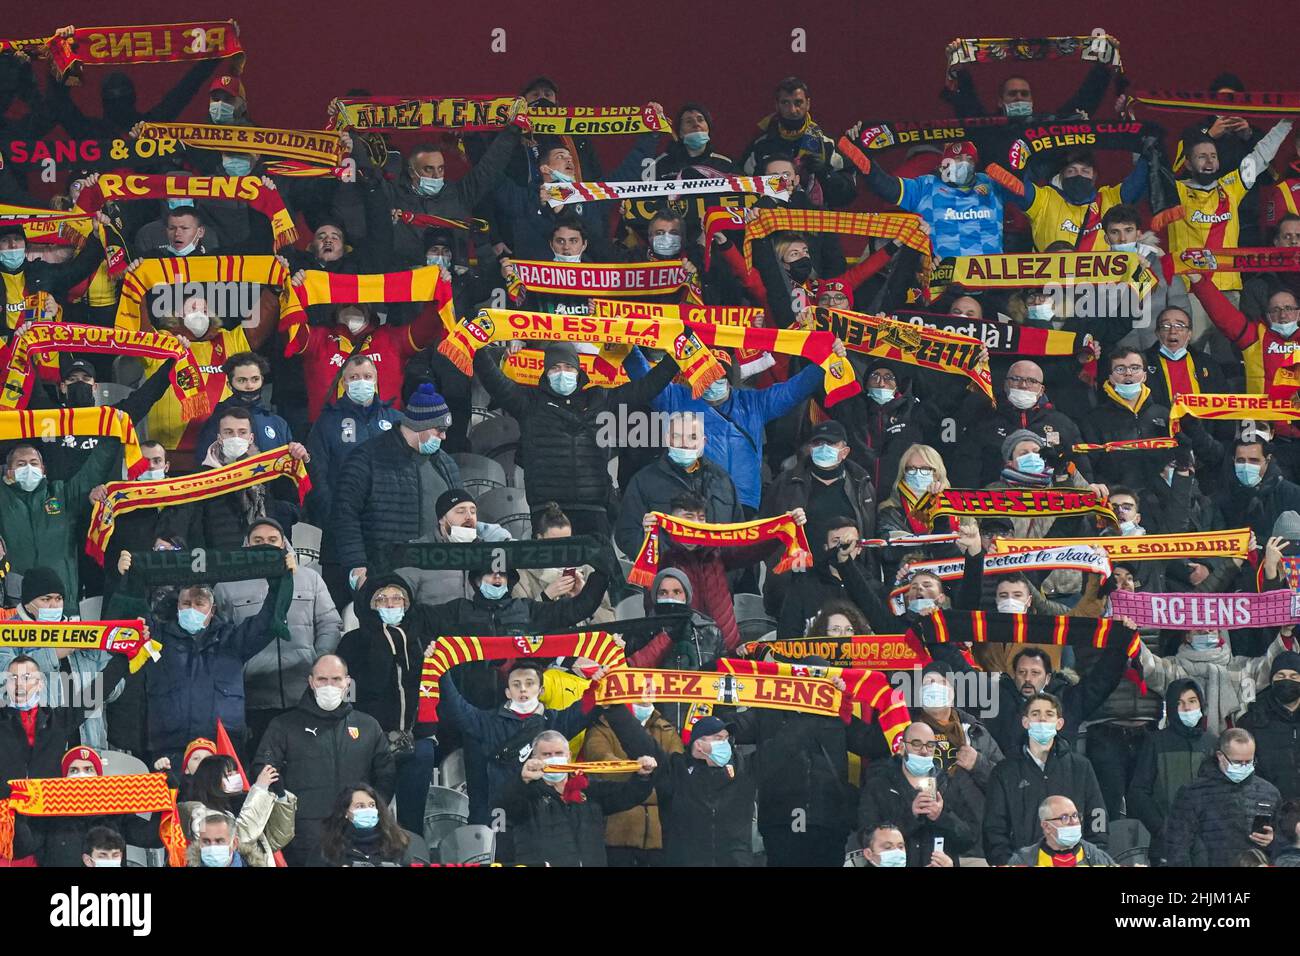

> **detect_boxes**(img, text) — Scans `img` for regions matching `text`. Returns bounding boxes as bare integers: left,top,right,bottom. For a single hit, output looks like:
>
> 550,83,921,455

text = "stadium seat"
290,522,323,569
451,453,507,496
477,486,530,539
439,825,495,865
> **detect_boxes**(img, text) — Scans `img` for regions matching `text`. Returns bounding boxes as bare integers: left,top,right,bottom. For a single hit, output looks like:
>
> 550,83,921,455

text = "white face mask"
996,598,1028,614
222,773,243,794
343,313,367,336
13,463,43,492
313,685,345,711
447,524,477,543
183,311,210,337
221,436,250,459
553,252,583,263
508,696,539,714
1006,388,1038,410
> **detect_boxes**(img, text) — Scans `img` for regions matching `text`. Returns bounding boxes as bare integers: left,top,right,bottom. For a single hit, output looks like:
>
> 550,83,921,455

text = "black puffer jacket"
0,704,85,785
828,380,927,494
1237,683,1300,801
954,394,1086,488
1163,756,1282,867
474,345,679,517
330,426,462,571
1080,387,1173,488
1216,470,1300,556
614,455,744,560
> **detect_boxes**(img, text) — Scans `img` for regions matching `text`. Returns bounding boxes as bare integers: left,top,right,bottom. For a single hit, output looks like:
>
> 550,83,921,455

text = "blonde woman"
877,444,960,583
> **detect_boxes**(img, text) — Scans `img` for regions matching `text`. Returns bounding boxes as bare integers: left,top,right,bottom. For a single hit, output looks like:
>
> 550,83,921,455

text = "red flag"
215,719,287,867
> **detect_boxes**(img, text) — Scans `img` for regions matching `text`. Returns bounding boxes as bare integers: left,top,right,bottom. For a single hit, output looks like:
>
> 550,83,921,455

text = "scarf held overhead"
373,537,607,575
0,322,207,418
891,309,1083,356
929,252,1156,301
47,22,244,84
86,447,310,563
115,255,293,331
889,544,1113,613
630,511,810,588
739,634,931,669
507,260,697,302
1133,90,1300,115
136,122,346,174
0,407,146,477
944,34,1123,89
919,488,1118,525
1170,393,1300,430
595,667,846,721
542,175,792,209
1174,247,1300,275
743,209,931,271
990,528,1252,561
1001,120,1160,172
0,620,158,673
849,116,1010,151
1110,590,1300,630
909,608,1140,657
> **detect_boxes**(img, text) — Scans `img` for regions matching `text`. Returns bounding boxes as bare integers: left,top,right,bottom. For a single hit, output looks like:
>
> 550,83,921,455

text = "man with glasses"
858,721,975,866
1243,214,1300,323
1142,308,1224,409
1082,347,1175,488
826,362,926,493
1008,795,1116,866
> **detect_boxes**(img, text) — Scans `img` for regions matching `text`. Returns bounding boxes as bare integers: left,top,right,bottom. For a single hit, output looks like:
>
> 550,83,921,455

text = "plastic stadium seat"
734,593,775,643
614,593,645,621
439,825,495,865
291,522,323,569
477,486,530,539
467,415,520,459
423,785,471,853
451,453,507,496
78,596,103,621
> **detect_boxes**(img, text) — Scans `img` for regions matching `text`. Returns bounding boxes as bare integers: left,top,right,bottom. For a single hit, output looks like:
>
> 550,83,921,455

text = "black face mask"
232,387,262,407
531,97,556,110
64,382,95,408
777,113,805,132
788,256,814,283
1274,679,1300,704
1060,175,1095,205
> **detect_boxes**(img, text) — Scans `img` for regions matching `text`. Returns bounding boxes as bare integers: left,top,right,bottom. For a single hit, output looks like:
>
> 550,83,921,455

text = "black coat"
0,704,83,786
1217,470,1300,553
1163,758,1282,867
23,811,162,868
474,346,678,517
1237,685,1300,801
828,388,927,494
500,771,654,867
775,556,892,638
304,395,402,527
954,395,1086,488
1081,388,1173,488
857,757,976,866
982,736,1108,866
614,455,744,560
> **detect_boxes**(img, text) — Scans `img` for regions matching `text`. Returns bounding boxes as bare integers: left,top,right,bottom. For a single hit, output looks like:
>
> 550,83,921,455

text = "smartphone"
933,837,945,854
562,568,577,579
916,776,936,799
1253,801,1274,834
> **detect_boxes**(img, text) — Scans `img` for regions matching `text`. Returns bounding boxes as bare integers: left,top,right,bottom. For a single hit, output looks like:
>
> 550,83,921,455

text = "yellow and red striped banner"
0,407,146,477
115,255,295,331
48,22,244,83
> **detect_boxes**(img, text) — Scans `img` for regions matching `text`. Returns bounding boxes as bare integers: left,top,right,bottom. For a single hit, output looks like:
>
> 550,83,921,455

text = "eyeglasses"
904,740,938,753
1114,502,1136,513
1267,305,1300,317
1005,376,1043,387
1157,323,1191,332
1111,364,1145,374
1048,812,1082,826
867,372,897,386
904,467,934,477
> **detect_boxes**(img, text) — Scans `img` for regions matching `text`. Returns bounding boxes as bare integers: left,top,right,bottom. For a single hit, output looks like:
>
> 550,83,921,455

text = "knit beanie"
402,383,451,431
62,746,103,776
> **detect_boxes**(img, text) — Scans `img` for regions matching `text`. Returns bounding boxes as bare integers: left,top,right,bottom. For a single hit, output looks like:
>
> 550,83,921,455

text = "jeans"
394,737,438,835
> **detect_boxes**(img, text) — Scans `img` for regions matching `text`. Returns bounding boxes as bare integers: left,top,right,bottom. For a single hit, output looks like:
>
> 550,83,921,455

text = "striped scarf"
1133,90,1300,116
944,34,1123,89
908,608,1140,658
47,22,244,84
742,209,931,270
630,511,810,587
136,122,346,176
542,174,791,209
115,255,294,331
0,407,146,476
0,619,158,673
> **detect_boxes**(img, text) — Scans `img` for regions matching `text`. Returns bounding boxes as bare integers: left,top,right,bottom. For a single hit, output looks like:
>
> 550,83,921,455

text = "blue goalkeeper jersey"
897,173,1005,257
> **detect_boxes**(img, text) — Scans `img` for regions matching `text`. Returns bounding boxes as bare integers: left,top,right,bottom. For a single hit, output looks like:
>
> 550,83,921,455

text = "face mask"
1162,468,1175,487
479,581,508,601
868,386,894,405
554,252,583,263
351,807,379,830
702,380,729,403
0,249,25,271
651,233,682,257
172,240,199,258
1006,388,1038,410
209,100,236,123
1189,633,1220,652
426,253,451,270
1027,302,1054,323
314,685,345,711
656,596,686,606
542,755,569,783
1194,170,1218,187
1235,462,1263,487
232,387,261,407
920,683,951,709
222,773,243,794
1060,175,1095,205
904,469,933,494
706,739,732,767
667,445,701,467
1004,100,1034,118
548,168,574,183
1274,679,1300,704
348,570,363,591
1159,345,1187,361
996,598,1028,614
508,697,539,715
221,156,252,177
1027,721,1057,745
416,176,445,197
346,379,377,404
343,314,368,336
1178,708,1202,728
1110,241,1138,253
1016,452,1045,474
12,692,39,711
200,845,232,867
1112,380,1143,401
787,256,814,283
682,131,710,151
183,311,209,336
418,435,442,456
13,464,43,492
448,524,477,543
1054,824,1082,848
35,606,62,623
221,437,250,459
904,752,935,776
167,199,195,211
907,598,936,615
548,370,579,396
93,858,122,868
377,606,406,626
941,160,974,186
178,607,208,634
1271,321,1299,337
1223,760,1255,784
141,468,166,482
876,848,907,868
632,703,654,723
810,444,841,469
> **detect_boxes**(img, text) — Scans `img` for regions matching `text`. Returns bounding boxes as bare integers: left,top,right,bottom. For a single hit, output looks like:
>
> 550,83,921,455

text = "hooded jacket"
654,539,777,654
633,567,726,673
1237,662,1300,801
1163,755,1283,867
1127,677,1217,863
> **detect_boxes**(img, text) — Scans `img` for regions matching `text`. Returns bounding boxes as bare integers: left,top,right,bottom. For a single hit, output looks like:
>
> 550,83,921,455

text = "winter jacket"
909,706,1005,826
304,395,402,526
500,768,655,867
1007,838,1116,866
1215,470,1300,548
614,455,744,560
310,825,429,867
578,708,685,850
0,703,85,785
254,690,395,825
657,539,778,652
982,736,1108,866
858,757,976,866
1081,385,1173,488
625,347,824,508
828,387,927,494
1136,634,1290,735
630,571,727,684
1127,677,1217,863
1163,758,1282,867
23,810,162,868
215,566,342,712
192,451,303,552
396,520,512,607
1237,684,1300,801
196,399,292,461
330,427,463,572
954,394,1085,489
776,555,893,639
180,785,298,867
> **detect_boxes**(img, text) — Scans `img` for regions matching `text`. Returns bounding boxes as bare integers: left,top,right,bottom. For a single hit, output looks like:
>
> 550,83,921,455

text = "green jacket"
0,439,120,599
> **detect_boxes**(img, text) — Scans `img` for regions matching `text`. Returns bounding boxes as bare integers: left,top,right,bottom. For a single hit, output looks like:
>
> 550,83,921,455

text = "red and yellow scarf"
1170,393,1300,431
507,259,700,303
136,122,346,176
991,528,1253,562
1134,90,1300,116
0,407,146,477
743,209,931,270
47,22,244,84
920,488,1117,525
929,251,1156,302
630,511,810,587
115,254,294,331
0,619,158,673
909,608,1140,658
596,667,849,721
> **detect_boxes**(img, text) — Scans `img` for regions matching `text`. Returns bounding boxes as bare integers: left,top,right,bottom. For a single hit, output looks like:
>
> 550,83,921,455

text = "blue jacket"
304,395,403,526
625,349,823,508
196,398,293,457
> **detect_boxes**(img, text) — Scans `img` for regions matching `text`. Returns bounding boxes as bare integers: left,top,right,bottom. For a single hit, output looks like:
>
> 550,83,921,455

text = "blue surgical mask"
426,253,451,271
702,380,729,403
141,468,166,482
351,807,380,829
810,444,841,469
1027,721,1057,745
706,740,732,767
167,199,195,211
417,176,445,196
1027,303,1054,323
651,233,682,257
876,848,907,867
1113,380,1143,400
349,569,363,591
346,379,377,404
554,252,583,263
1159,345,1187,361
418,435,442,455
667,446,701,467
221,155,253,177
1016,452,1045,474
377,606,406,626
1163,468,1175,487
682,131,710,151
907,598,936,615
0,249,25,271
200,845,232,867
1178,708,1202,728
542,755,569,783
1223,760,1255,784
548,370,579,396
1235,462,1263,487
548,168,574,184
172,240,197,258
904,469,934,495
920,683,950,708
1109,241,1138,253
1054,824,1082,848
904,752,935,776
209,100,237,124
867,386,894,405
1005,100,1034,118
1189,633,1220,652
14,464,43,492
479,581,508,601
12,692,39,711
1271,321,1299,338
35,607,62,623
178,607,208,634
632,703,654,723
